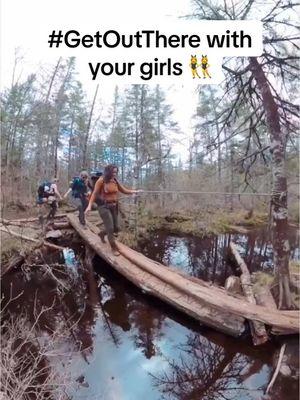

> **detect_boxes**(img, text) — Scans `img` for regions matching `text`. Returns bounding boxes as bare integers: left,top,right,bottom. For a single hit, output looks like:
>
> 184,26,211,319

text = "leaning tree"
190,0,300,308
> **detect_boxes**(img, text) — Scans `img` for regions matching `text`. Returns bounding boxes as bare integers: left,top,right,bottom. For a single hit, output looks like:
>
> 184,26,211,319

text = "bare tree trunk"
230,143,234,211
67,114,75,181
53,58,74,177
249,57,291,309
82,84,99,169
209,88,221,184
36,58,62,179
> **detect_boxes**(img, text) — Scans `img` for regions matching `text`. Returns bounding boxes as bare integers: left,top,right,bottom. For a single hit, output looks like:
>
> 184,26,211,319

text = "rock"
280,364,292,377
76,375,84,384
225,276,242,295
274,338,299,381
45,230,62,239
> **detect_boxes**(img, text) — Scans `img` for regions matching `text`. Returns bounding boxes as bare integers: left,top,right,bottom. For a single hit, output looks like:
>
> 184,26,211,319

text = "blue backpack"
71,177,87,198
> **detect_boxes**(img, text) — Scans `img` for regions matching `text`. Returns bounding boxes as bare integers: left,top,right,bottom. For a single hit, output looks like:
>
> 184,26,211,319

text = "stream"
2,227,299,400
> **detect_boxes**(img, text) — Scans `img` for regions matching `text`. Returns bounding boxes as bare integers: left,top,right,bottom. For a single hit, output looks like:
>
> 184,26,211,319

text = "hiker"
63,171,91,228
90,170,103,190
85,164,140,256
37,178,62,224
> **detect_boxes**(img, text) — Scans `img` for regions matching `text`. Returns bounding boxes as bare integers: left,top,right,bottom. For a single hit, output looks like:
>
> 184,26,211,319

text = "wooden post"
84,246,99,307
229,242,269,345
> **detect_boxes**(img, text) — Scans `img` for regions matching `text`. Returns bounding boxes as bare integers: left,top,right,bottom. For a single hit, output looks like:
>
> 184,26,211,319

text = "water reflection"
1,249,97,357
151,332,271,400
141,227,299,285
3,240,299,400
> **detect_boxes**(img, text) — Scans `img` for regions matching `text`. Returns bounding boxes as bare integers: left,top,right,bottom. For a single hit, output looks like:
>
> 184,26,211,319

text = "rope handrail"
137,190,273,196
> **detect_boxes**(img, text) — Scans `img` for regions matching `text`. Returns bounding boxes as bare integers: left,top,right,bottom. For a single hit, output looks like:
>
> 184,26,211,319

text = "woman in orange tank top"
85,164,140,256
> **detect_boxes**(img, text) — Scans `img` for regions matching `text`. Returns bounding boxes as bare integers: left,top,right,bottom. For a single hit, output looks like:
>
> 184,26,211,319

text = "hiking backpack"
37,181,53,198
71,177,87,197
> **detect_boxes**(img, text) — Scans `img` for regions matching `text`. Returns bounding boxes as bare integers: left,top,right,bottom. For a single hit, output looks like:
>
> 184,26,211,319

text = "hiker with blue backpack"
63,171,91,228
37,178,62,224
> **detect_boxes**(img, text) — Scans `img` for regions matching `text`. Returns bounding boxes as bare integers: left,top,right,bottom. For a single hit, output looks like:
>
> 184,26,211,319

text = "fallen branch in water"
229,241,269,345
265,343,286,394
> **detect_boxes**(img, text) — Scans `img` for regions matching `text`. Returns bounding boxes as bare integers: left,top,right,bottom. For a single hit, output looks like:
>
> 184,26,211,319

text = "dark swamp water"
2,227,299,400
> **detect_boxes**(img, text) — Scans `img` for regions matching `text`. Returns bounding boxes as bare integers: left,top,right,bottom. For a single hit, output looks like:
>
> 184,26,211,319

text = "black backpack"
38,181,52,198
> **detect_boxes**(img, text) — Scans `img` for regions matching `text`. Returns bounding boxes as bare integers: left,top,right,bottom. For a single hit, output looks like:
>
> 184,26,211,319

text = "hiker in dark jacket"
37,178,62,224
63,171,91,227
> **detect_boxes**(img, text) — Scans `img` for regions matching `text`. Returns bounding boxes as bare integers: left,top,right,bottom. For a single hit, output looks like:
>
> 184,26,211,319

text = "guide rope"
137,190,272,196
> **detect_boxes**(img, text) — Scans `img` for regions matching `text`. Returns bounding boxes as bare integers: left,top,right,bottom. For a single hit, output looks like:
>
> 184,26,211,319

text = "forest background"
1,0,299,307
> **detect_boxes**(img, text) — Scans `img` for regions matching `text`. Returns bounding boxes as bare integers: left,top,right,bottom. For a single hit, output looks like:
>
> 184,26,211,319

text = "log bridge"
67,214,299,340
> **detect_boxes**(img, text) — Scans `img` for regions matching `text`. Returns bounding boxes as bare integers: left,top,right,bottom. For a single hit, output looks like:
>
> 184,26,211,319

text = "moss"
290,260,300,274
118,231,138,248
211,210,268,233
135,208,269,240
1,236,33,265
251,271,275,295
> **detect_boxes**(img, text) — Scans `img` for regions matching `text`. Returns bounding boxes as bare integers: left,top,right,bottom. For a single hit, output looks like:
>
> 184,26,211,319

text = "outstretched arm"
63,188,72,199
117,181,138,195
53,184,62,200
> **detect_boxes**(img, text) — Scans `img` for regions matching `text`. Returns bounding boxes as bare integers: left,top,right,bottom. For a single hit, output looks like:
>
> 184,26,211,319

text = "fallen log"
1,226,67,250
227,225,251,234
52,222,71,229
0,226,38,242
229,242,269,345
118,243,298,332
265,343,286,395
255,287,297,336
68,214,245,337
2,213,67,223
1,254,25,277
87,220,246,300
1,220,38,229
68,214,299,334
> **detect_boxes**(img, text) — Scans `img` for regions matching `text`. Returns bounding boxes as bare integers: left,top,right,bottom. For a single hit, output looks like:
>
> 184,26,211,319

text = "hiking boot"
98,231,106,243
110,241,120,256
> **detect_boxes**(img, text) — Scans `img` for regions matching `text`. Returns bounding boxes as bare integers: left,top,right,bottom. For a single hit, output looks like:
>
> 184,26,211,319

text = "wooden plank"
68,214,245,337
68,214,299,334
229,242,269,345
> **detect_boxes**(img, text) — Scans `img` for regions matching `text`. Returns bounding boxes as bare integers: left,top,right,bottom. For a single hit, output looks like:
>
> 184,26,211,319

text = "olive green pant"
98,205,119,245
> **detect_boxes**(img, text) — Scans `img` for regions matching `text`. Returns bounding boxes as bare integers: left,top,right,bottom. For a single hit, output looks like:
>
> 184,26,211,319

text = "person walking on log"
64,171,91,228
37,177,62,226
85,164,140,256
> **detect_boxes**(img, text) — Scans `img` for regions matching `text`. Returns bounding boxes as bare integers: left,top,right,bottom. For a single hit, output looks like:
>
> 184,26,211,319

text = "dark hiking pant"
47,201,58,220
98,204,119,246
71,196,88,225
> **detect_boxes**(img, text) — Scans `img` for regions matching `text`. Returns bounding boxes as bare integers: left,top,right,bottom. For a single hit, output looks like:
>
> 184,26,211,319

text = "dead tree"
191,0,300,308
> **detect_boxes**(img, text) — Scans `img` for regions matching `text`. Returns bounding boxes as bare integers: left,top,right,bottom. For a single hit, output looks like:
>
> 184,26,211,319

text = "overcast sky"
1,1,206,159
